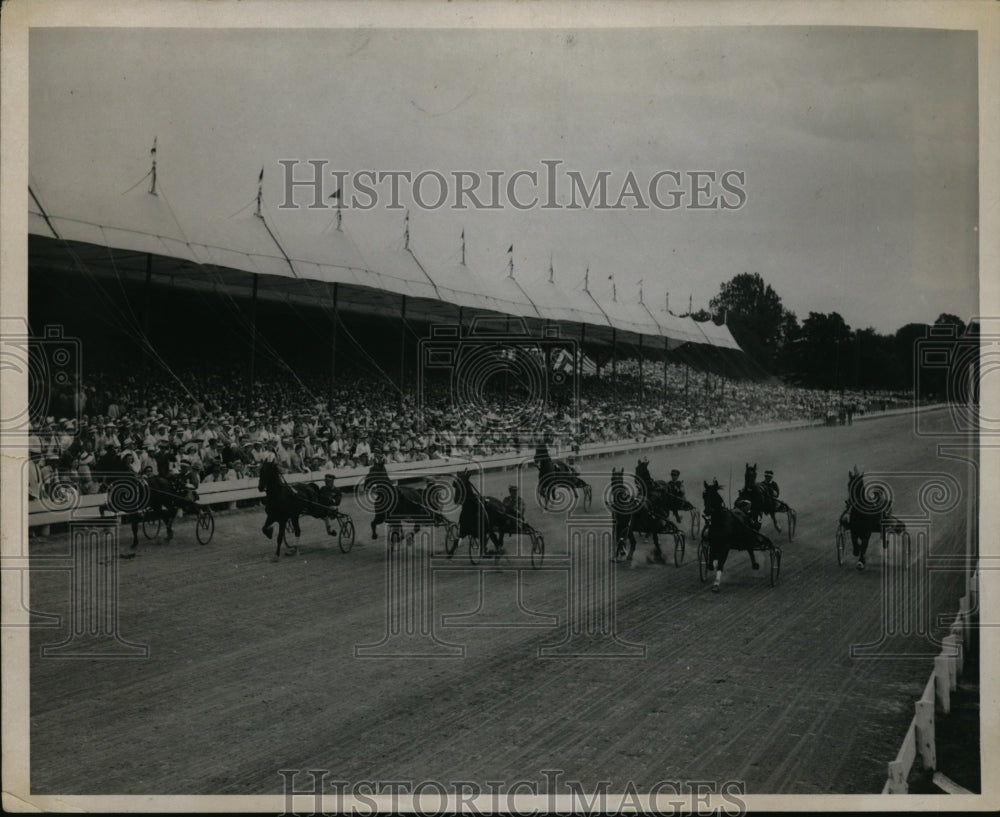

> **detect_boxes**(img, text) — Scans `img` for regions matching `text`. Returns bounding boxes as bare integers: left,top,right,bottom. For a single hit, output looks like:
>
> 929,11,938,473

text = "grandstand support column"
143,253,153,339
638,334,644,398
330,282,339,403
249,274,259,404
399,295,407,403
578,322,585,384
612,328,618,392
544,320,553,381
663,337,668,402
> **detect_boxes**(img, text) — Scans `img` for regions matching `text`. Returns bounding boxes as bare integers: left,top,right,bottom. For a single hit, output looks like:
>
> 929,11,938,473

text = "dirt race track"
27,408,976,797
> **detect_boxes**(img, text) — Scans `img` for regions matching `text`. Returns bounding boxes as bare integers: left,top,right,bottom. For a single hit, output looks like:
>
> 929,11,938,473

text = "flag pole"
148,137,158,196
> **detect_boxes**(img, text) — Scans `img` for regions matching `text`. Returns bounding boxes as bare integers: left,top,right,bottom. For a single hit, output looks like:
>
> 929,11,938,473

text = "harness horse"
635,458,701,538
533,443,593,512
738,463,796,539
610,465,686,566
699,480,780,592
361,462,457,550
837,467,906,570
448,470,544,567
99,459,211,549
258,460,349,561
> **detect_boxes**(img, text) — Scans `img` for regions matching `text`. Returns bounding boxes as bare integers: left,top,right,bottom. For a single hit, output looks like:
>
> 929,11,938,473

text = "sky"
28,25,979,334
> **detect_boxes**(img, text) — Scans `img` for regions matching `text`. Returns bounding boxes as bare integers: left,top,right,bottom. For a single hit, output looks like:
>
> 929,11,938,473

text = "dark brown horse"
702,480,772,592
361,462,451,544
610,466,682,564
738,463,781,532
533,443,592,511
845,467,906,571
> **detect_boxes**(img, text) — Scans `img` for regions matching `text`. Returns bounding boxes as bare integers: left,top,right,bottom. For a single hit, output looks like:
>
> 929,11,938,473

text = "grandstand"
27,150,746,404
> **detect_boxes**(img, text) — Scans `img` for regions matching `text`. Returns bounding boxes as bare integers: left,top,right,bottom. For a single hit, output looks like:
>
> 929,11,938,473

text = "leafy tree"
934,313,967,336
895,322,932,392
709,273,791,371
791,311,852,390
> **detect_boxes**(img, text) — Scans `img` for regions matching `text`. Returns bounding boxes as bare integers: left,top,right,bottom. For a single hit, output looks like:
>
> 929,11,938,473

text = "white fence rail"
27,403,937,533
882,571,977,794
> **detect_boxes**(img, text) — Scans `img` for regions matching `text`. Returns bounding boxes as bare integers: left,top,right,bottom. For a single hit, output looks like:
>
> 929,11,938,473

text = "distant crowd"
27,358,913,501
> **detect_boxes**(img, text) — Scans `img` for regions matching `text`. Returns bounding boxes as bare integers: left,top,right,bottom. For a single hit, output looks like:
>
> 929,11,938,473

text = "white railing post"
934,654,952,714
914,698,936,770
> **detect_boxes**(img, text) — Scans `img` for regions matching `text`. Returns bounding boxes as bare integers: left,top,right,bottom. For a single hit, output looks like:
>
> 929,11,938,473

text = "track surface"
28,410,975,795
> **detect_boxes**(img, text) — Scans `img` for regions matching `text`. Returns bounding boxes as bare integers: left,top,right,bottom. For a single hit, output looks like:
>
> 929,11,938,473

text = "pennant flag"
329,188,341,200
507,244,513,253
258,167,264,182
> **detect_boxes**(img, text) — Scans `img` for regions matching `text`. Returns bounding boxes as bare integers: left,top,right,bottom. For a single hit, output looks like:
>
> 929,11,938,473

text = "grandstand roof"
28,168,744,352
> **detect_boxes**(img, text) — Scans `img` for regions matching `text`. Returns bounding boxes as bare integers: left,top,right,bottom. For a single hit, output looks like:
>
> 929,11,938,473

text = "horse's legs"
291,513,301,539
769,511,782,532
164,509,174,543
272,520,284,561
650,532,666,564
262,513,275,539
129,514,139,548
711,544,729,592
712,551,724,592
747,545,759,570
856,531,870,570
370,514,380,540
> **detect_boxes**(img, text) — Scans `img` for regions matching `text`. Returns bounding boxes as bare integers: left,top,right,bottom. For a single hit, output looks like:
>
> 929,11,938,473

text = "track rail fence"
27,404,934,533
882,570,978,794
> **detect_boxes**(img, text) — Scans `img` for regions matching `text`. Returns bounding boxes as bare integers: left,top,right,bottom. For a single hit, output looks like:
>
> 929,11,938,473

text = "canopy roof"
28,174,743,352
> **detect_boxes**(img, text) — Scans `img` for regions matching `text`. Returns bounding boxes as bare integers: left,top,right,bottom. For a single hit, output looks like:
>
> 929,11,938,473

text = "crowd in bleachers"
26,358,913,501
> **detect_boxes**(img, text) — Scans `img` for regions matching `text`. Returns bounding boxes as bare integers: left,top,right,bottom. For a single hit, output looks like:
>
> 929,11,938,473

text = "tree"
895,322,932,392
934,313,967,336
786,311,852,390
709,272,791,371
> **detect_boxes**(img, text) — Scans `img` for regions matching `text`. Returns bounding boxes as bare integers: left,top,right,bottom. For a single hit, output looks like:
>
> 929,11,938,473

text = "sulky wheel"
339,516,355,553
698,540,710,583
195,507,214,545
770,545,781,587
836,524,847,566
442,522,460,557
673,531,686,567
530,529,545,569
582,484,593,512
786,508,797,542
690,509,701,539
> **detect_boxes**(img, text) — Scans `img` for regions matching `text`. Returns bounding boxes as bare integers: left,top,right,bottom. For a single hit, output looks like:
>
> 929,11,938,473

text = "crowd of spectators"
26,356,913,502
